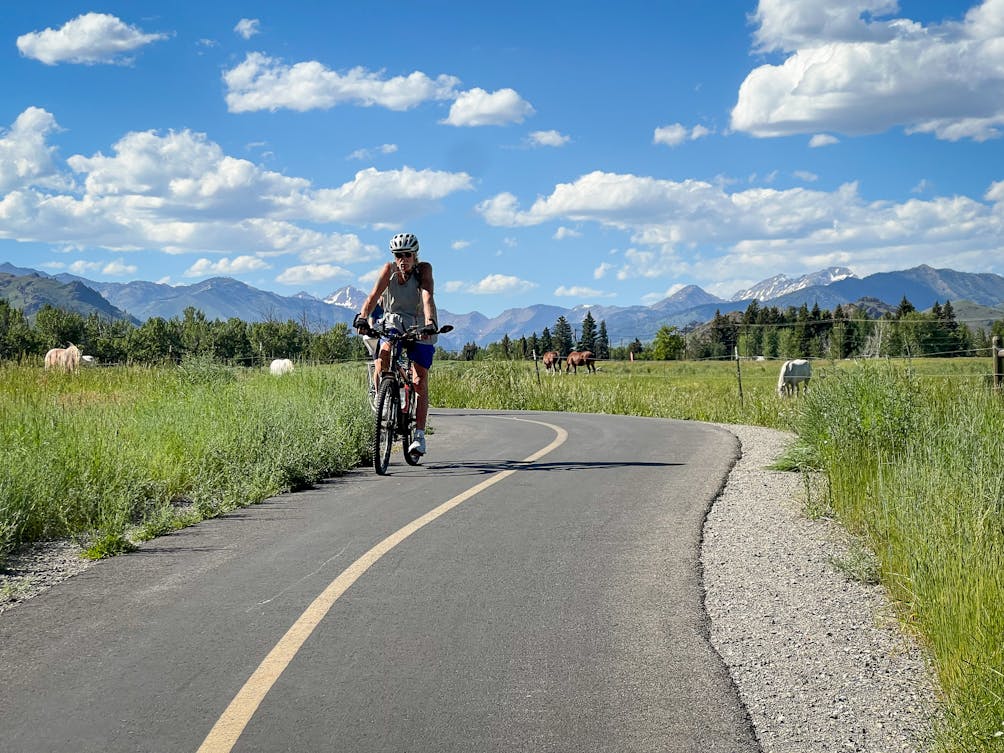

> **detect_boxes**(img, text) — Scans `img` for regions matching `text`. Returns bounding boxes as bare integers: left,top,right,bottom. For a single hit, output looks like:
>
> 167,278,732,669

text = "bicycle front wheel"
372,379,398,475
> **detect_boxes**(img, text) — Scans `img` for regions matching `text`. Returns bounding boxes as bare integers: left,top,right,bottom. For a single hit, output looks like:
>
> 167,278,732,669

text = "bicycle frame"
364,322,452,475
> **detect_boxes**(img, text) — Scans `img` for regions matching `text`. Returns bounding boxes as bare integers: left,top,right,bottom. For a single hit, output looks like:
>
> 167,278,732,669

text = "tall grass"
794,361,1004,752
0,361,370,561
431,358,799,429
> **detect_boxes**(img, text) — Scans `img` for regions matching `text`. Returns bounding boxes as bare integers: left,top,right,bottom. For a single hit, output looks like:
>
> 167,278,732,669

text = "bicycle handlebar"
359,322,453,341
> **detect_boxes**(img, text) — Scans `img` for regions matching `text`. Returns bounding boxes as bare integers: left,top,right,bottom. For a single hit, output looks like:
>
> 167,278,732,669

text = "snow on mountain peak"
730,267,856,302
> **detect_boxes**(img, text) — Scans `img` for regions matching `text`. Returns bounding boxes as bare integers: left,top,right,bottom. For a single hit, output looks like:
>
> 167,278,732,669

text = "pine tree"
579,311,597,352
596,321,610,360
540,327,553,353
553,316,574,356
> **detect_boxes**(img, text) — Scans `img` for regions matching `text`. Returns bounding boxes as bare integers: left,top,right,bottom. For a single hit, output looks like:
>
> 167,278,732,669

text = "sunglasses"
393,251,413,259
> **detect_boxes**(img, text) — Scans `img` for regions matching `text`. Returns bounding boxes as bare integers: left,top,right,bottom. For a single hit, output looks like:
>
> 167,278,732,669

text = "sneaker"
368,385,378,412
408,430,426,456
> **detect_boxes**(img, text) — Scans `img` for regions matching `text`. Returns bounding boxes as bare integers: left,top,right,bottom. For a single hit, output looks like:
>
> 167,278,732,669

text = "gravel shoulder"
705,423,940,753
1,422,941,751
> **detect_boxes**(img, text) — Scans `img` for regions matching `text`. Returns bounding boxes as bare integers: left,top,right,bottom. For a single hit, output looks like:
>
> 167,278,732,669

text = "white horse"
44,344,82,371
269,358,294,376
777,359,811,396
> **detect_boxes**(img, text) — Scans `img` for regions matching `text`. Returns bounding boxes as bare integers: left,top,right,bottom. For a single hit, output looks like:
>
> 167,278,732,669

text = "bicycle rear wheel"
372,379,398,475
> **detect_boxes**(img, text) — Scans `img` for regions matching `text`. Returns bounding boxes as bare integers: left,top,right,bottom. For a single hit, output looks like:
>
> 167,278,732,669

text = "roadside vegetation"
2,347,1001,751
0,359,370,563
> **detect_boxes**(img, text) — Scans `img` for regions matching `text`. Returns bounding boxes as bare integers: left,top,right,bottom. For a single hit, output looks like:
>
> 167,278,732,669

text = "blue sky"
2,1,1003,317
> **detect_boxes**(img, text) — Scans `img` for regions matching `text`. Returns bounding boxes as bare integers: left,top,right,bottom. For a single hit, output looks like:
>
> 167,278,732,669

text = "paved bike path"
0,410,757,753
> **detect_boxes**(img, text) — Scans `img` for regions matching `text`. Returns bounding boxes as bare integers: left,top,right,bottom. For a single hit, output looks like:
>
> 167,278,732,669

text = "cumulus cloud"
347,143,398,160
234,18,260,39
554,285,614,298
0,107,72,194
554,226,582,240
809,134,839,147
451,240,471,250
223,53,460,113
475,168,1004,283
446,274,538,294
0,108,470,265
17,13,167,65
276,263,351,285
733,0,1004,141
593,261,615,279
529,130,570,147
443,88,535,126
184,256,270,277
654,123,712,146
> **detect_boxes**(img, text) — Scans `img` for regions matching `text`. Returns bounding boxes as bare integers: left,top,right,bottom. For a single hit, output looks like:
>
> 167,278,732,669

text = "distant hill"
0,271,137,322
52,274,356,330
2,261,1002,346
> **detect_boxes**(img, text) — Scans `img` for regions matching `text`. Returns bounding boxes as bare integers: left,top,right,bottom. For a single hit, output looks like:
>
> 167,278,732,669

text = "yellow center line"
197,417,568,753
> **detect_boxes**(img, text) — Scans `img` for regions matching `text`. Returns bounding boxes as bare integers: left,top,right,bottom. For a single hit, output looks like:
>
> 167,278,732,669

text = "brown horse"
44,343,82,372
542,350,561,374
565,350,596,374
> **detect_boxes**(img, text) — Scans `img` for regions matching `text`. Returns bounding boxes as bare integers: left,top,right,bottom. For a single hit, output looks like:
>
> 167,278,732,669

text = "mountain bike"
364,322,452,475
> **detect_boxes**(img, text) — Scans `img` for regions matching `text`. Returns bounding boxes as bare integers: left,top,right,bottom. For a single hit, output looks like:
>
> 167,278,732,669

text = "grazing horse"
777,358,811,396
542,350,561,374
565,350,596,374
44,344,82,372
269,358,294,376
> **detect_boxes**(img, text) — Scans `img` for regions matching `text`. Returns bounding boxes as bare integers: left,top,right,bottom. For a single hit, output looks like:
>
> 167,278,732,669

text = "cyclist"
354,232,439,456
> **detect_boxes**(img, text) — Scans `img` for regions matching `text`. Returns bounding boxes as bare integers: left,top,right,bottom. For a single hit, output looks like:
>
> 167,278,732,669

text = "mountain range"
2,261,1003,349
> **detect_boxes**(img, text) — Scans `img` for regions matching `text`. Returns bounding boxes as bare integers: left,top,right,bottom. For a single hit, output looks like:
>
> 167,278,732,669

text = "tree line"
0,302,370,365
4,296,1002,367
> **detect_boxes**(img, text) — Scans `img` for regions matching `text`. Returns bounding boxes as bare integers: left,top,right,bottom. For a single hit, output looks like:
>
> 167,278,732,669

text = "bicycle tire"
372,378,397,475
399,385,419,463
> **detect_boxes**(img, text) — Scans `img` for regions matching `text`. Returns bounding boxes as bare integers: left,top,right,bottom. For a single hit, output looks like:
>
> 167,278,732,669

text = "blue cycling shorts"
406,341,435,369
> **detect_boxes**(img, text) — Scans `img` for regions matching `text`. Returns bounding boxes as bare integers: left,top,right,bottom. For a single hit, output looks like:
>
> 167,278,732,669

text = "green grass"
0,361,371,565
2,353,1000,751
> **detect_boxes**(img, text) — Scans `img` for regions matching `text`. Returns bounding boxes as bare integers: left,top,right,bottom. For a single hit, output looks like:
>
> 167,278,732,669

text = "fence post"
533,349,542,387
734,346,744,407
994,336,1003,391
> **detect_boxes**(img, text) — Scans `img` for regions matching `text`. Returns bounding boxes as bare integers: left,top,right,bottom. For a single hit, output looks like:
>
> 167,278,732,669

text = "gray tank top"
381,267,437,344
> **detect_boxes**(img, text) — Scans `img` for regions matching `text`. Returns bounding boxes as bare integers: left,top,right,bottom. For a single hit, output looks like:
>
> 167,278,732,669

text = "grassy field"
2,354,1000,751
0,358,371,561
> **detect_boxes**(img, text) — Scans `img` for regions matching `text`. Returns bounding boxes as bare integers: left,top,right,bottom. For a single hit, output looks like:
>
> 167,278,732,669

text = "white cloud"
653,123,688,146
307,166,474,225
554,285,613,298
451,240,471,250
0,107,72,193
654,123,712,146
0,111,467,264
529,130,570,147
809,134,839,147
443,88,535,126
733,0,1004,141
185,256,270,277
475,168,1004,283
223,53,460,113
593,261,615,279
793,170,818,182
17,13,167,65
234,18,261,40
348,143,398,160
276,263,350,285
102,259,137,276
447,274,538,294
554,226,582,240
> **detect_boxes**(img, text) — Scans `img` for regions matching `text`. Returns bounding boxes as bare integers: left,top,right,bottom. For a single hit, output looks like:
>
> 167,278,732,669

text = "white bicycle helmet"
389,232,420,255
